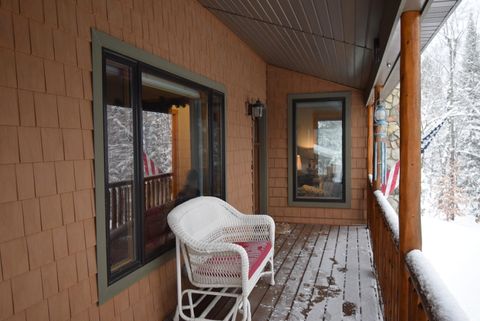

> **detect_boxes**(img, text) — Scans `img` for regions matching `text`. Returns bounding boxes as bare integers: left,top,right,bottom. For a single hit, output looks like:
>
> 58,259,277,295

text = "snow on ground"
421,215,480,320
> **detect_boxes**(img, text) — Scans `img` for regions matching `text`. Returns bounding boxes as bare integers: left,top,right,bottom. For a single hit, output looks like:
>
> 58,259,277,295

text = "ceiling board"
198,0,461,97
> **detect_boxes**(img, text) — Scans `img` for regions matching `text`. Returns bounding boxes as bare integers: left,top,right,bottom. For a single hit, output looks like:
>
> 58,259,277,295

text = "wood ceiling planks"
199,0,460,93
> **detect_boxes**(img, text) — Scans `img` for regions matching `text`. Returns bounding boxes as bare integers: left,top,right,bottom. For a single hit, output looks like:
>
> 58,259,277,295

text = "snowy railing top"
406,250,470,321
373,190,400,245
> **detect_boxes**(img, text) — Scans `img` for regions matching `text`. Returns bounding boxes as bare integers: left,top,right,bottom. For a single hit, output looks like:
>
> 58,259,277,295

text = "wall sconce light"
248,99,266,119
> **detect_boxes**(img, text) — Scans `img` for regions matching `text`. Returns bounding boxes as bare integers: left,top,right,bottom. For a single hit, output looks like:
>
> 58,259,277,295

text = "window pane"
141,71,211,258
295,100,344,201
105,58,138,274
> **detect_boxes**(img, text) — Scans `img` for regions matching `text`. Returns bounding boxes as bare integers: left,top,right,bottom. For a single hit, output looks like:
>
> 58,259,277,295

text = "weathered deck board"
287,225,330,321
358,226,383,321
172,224,383,321
322,226,349,321
251,225,314,321
343,226,361,321
269,225,321,321
302,225,340,321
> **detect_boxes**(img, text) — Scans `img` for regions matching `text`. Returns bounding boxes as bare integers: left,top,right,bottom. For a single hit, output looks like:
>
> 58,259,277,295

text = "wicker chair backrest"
168,196,237,244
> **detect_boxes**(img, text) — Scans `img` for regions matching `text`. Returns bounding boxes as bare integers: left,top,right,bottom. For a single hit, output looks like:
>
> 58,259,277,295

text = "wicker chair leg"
173,307,179,321
242,297,251,321
269,257,275,286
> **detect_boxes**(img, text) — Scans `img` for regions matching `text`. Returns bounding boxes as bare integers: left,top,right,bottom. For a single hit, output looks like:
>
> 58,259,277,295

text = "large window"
288,92,351,208
101,50,225,284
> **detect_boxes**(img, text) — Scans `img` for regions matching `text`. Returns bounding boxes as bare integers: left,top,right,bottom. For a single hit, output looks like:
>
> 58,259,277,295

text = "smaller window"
288,92,351,208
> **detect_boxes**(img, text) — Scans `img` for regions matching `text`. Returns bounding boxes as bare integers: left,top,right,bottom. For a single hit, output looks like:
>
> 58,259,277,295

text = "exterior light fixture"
248,99,266,119
374,101,387,125
374,100,387,186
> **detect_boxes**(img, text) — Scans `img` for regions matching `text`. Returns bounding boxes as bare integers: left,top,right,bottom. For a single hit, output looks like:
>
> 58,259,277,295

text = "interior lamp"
296,155,302,171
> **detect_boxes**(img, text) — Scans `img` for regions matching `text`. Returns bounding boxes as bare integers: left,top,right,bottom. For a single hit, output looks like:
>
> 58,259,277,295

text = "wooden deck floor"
247,223,384,321
175,224,384,321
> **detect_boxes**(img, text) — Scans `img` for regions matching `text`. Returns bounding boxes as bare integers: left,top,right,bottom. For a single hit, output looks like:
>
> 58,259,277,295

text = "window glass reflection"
105,58,138,273
295,100,344,201
140,71,210,259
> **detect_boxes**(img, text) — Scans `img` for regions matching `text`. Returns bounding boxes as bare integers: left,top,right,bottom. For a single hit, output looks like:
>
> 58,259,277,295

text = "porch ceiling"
199,0,461,100
198,0,388,91
376,0,462,100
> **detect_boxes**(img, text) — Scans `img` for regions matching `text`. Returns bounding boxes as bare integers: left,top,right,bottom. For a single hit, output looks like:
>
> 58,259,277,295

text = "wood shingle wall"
0,0,266,320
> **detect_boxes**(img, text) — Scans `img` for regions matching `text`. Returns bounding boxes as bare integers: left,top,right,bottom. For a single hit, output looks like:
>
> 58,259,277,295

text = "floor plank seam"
252,224,310,319
321,226,341,321
281,225,323,321
356,227,363,320
365,228,384,321
287,225,332,321
264,225,316,321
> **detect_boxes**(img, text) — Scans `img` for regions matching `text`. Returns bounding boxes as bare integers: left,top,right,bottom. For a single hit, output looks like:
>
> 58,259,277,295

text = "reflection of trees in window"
107,107,173,183
142,111,172,174
317,121,342,151
107,105,134,183
316,120,342,179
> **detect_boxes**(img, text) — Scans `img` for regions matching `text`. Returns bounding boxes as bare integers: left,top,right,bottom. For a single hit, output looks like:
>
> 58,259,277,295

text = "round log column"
367,103,374,176
399,10,422,321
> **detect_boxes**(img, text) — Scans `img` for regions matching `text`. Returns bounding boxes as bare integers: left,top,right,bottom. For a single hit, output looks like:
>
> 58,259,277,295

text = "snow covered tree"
421,11,480,222
421,52,448,212
458,15,480,218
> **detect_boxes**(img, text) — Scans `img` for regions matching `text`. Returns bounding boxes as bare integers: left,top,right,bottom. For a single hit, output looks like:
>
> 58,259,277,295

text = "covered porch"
0,0,470,320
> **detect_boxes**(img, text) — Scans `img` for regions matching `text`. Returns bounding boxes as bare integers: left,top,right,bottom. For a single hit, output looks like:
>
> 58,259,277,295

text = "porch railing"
367,180,468,321
108,173,173,230
368,181,400,321
144,173,173,210
109,179,133,230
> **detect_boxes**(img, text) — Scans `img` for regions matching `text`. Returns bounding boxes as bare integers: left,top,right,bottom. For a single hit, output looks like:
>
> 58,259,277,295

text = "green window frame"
92,30,228,303
287,92,352,208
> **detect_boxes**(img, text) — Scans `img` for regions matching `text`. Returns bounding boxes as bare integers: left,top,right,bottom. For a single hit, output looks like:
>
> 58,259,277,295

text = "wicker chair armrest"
228,214,275,242
187,241,250,288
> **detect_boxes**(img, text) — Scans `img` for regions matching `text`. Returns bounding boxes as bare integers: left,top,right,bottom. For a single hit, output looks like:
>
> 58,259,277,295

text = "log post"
367,104,374,177
367,103,375,226
399,10,422,321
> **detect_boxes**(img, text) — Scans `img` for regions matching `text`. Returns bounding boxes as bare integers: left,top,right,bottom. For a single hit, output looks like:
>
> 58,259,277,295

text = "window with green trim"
288,92,351,208
100,49,226,285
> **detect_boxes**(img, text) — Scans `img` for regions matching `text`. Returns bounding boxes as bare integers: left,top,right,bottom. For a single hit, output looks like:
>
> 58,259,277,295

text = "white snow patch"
373,190,399,244
406,249,470,321
422,215,480,320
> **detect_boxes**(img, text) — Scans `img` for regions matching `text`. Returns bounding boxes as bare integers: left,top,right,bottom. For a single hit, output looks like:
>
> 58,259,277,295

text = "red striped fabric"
382,161,400,197
143,151,160,177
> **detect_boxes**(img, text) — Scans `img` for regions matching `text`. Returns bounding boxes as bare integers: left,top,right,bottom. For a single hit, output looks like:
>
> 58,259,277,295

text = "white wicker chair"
167,196,275,321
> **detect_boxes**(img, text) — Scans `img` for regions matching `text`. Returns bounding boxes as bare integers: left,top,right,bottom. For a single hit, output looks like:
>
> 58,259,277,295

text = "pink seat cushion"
235,241,272,278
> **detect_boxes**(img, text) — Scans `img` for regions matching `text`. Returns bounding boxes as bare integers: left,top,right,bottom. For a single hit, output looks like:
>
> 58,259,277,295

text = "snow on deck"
196,224,384,321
